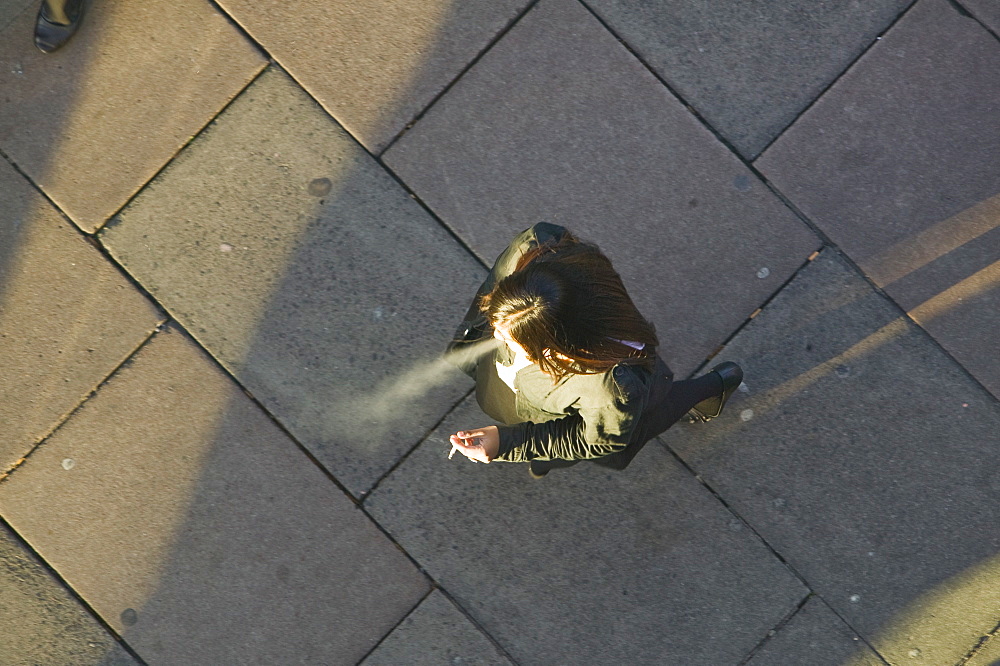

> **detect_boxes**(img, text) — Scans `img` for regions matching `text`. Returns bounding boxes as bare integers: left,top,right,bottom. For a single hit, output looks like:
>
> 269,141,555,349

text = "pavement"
0,0,998,664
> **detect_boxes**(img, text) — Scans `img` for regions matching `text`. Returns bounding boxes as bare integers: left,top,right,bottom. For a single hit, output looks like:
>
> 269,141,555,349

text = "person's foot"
687,362,744,423
34,0,85,54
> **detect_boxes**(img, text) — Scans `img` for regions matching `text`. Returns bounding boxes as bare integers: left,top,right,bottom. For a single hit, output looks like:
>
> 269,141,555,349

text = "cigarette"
448,443,459,459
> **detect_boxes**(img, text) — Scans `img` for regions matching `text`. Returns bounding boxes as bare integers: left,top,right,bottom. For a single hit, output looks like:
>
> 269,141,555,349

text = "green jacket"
448,224,674,467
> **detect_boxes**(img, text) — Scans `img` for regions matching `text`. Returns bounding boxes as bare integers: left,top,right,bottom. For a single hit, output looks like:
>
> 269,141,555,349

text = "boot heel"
688,362,743,422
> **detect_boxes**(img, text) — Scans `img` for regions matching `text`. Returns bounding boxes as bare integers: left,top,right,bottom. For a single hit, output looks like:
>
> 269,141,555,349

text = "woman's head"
481,235,658,377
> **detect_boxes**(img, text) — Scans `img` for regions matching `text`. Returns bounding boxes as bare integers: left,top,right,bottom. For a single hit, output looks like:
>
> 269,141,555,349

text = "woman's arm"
453,366,647,463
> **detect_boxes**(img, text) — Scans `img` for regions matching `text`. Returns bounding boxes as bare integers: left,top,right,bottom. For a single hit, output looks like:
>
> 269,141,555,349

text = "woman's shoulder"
506,222,569,254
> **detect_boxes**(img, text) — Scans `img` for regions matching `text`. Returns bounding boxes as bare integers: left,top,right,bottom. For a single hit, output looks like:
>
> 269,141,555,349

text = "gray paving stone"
670,250,1000,666
361,590,513,666
366,395,807,664
756,0,1000,399
0,158,162,474
384,0,819,377
0,0,265,232
584,0,910,157
102,66,486,496
745,597,884,666
216,0,528,153
0,520,138,666
0,326,429,665
961,0,1000,34
0,0,34,33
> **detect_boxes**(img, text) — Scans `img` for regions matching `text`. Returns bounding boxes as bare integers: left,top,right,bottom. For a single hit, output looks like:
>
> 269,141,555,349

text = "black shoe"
35,0,85,54
687,362,744,423
528,461,549,479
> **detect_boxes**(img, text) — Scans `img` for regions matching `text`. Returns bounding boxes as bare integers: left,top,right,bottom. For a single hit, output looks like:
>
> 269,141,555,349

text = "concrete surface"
0,327,428,665
961,0,1000,34
385,0,819,377
215,0,528,153
745,597,885,666
102,67,484,496
584,0,911,157
0,0,265,231
360,590,514,666
0,158,162,474
367,395,807,664
670,250,1000,666
756,0,1000,400
0,520,138,666
966,631,1000,666
0,0,33,32
1,0,997,662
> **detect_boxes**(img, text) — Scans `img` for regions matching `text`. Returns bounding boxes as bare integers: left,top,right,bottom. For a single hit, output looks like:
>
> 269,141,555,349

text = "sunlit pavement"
1,0,998,664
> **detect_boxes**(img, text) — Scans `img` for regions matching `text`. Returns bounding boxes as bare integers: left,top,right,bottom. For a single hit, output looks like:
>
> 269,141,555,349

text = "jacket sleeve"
492,366,647,462
445,223,569,376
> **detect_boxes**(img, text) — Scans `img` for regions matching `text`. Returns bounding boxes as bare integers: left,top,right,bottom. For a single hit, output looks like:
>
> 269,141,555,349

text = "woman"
446,223,743,478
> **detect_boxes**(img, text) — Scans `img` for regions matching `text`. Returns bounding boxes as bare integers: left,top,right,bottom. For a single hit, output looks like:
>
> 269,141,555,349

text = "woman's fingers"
447,430,492,463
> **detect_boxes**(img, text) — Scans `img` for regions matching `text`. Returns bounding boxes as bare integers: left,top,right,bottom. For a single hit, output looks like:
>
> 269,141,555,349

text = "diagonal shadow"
1,0,998,664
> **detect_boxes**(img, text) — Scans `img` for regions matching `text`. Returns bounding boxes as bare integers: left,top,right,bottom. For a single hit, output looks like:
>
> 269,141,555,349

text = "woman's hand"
448,426,500,463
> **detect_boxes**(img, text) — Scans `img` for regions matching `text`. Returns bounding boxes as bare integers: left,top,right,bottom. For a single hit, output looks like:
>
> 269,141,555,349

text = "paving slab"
366,394,807,664
361,590,513,666
961,0,1000,34
384,0,819,377
0,158,162,474
670,250,1000,666
216,0,529,153
102,66,486,496
0,520,138,666
744,597,884,666
0,326,429,665
0,0,265,232
584,0,910,158
756,0,1000,399
0,0,33,32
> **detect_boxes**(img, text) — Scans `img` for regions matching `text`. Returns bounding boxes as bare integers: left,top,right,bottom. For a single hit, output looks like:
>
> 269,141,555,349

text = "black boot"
687,362,744,423
35,0,85,54
528,461,550,479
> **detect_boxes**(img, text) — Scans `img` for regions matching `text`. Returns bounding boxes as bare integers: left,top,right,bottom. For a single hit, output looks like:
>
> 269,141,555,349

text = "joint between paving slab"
144,321,370,508
571,0,995,405
0,146,91,239
0,513,150,665
743,168,1000,407
748,0,921,160
375,154,495,271
0,323,164,487
656,439,814,592
433,585,522,665
360,387,476,504
575,0,778,164
93,63,271,235
952,0,1000,41
736,592,814,666
354,586,437,665
684,248,825,378
377,0,545,158
201,0,275,63
657,442,894,666
958,619,1000,665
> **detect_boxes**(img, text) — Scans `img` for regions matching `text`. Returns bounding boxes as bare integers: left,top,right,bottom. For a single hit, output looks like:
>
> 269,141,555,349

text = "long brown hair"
480,233,658,378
